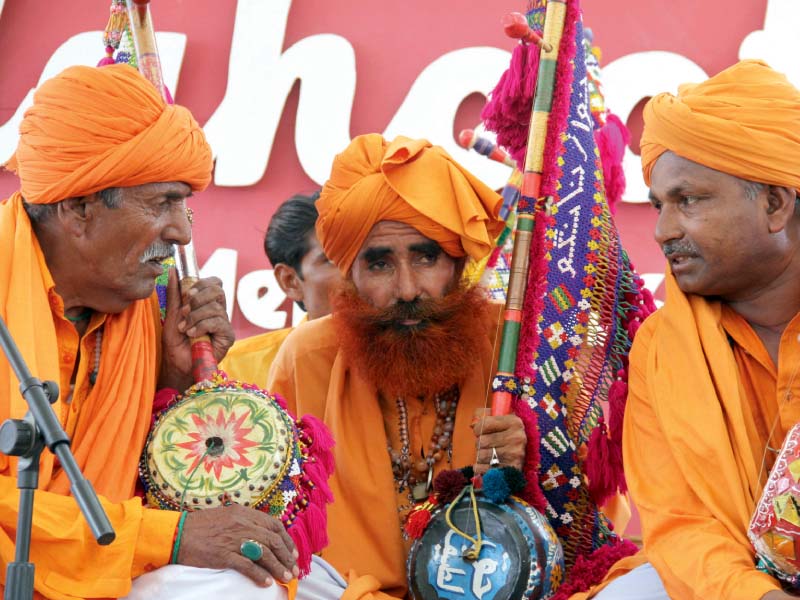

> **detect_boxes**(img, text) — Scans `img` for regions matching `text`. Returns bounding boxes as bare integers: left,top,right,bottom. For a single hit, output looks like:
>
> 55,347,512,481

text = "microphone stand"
0,316,115,600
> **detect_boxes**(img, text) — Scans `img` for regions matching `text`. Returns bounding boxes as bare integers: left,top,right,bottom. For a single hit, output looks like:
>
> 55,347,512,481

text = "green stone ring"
240,539,264,561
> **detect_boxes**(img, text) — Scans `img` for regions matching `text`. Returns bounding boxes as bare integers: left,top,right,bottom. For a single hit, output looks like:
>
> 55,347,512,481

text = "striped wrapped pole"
491,0,568,416
457,128,518,169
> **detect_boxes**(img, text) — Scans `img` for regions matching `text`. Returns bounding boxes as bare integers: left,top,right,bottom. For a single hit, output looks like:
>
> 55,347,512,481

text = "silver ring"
490,447,500,467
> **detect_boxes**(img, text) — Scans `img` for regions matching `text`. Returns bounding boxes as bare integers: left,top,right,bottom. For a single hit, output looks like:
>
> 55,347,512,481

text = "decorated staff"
405,3,575,599
99,0,335,578
467,0,653,597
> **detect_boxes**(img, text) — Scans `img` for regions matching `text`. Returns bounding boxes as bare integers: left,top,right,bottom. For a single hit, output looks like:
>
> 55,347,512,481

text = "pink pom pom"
97,46,116,67
481,42,541,168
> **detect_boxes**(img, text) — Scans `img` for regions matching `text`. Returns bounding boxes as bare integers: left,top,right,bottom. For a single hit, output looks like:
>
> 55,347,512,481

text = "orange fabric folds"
0,193,177,599
7,64,212,204
621,273,783,599
640,60,800,192
316,134,504,273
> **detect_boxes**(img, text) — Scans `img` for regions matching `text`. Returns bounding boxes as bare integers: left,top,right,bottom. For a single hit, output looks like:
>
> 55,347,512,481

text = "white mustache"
140,242,175,263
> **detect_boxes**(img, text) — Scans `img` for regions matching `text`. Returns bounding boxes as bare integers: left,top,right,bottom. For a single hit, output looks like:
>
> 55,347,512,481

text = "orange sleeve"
0,475,178,600
623,329,780,600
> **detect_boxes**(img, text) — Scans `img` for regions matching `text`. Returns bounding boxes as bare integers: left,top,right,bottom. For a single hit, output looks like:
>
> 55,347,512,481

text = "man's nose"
654,204,682,247
395,262,421,302
165,201,192,246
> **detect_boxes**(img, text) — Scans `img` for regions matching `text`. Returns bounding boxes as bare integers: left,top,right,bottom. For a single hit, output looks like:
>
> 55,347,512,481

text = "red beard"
331,283,492,399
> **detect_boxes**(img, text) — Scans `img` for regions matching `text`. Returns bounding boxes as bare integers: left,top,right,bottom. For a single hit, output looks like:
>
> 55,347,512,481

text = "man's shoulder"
279,315,340,362
226,327,294,358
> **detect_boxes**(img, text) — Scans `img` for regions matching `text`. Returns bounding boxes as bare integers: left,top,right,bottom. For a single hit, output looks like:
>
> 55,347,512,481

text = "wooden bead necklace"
387,385,459,505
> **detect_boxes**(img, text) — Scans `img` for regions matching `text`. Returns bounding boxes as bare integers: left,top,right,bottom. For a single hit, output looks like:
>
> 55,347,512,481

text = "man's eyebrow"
361,247,392,263
650,182,694,201
409,240,442,255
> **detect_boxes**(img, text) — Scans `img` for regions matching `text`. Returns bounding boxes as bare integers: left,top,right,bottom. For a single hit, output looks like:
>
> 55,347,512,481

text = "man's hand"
159,269,235,390
761,591,797,599
471,408,527,475
178,504,298,586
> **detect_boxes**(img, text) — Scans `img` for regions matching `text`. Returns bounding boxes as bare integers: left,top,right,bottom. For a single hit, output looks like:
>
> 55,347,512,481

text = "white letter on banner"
739,0,800,88
204,0,356,187
602,51,707,203
384,47,512,191
0,31,186,164
198,248,238,321
236,270,288,330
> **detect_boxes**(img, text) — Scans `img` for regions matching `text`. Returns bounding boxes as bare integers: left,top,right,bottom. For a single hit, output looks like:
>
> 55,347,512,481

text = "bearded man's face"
332,221,490,398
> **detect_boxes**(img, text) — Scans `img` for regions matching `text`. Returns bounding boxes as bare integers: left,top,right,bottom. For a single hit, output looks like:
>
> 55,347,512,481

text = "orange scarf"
0,192,158,501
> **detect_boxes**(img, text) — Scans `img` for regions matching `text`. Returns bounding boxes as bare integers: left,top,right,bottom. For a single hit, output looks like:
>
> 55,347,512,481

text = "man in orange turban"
268,133,535,599
583,60,800,599
0,64,300,599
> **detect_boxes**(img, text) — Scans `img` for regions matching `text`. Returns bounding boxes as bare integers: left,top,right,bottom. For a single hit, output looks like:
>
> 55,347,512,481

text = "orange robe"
617,273,793,599
220,327,294,388
0,194,179,599
267,304,503,599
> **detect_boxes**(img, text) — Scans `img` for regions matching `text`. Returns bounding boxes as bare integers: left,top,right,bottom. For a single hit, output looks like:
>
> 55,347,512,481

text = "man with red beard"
268,134,530,599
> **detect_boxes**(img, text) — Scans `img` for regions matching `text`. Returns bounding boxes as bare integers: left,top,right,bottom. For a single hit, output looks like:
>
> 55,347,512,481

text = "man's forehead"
358,220,435,253
123,181,192,198
649,152,734,198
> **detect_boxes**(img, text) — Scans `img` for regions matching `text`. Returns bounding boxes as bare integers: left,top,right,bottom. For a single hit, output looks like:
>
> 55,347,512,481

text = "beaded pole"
491,2,568,417
124,0,217,383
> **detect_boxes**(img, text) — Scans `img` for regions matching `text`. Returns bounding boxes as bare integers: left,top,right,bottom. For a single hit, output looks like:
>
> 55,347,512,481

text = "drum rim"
140,385,298,512
406,495,550,600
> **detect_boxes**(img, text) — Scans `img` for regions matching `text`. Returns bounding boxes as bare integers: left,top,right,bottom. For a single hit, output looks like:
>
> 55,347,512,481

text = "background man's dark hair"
264,191,321,277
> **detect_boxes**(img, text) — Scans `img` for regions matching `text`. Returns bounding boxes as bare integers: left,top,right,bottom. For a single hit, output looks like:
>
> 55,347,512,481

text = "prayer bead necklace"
89,328,102,386
387,386,459,507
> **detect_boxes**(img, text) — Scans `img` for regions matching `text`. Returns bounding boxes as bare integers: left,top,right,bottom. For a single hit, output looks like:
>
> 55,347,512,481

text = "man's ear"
766,185,797,233
274,263,304,304
56,193,100,236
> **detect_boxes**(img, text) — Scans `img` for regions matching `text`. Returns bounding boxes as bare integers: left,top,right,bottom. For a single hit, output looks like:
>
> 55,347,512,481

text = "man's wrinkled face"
83,181,192,311
349,221,460,312
648,152,788,299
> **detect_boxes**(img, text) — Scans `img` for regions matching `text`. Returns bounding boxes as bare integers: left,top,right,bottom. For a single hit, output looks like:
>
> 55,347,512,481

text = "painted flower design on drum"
177,408,259,480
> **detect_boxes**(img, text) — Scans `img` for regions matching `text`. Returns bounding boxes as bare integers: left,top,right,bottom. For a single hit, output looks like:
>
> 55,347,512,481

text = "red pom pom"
404,508,432,539
433,469,467,505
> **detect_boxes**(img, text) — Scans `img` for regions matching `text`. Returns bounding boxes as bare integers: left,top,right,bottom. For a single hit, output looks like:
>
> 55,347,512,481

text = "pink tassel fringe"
550,537,639,600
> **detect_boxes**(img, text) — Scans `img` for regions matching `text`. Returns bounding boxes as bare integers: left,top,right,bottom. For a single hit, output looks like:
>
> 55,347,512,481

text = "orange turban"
317,134,504,274
7,64,212,204
641,60,800,193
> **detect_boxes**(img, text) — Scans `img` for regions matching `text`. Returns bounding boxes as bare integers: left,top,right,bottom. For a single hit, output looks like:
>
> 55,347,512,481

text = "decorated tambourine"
749,422,800,588
407,468,564,600
140,374,334,575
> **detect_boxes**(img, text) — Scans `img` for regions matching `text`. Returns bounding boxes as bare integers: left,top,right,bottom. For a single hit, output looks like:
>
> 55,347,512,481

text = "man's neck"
34,221,90,314
725,258,800,364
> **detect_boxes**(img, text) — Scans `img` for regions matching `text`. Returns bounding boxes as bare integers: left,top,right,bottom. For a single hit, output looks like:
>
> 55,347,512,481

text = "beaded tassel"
97,0,128,66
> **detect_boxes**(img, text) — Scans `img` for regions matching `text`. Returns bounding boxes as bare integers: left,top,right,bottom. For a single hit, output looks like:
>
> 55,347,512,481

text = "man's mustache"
140,241,175,263
369,298,458,328
662,240,698,257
